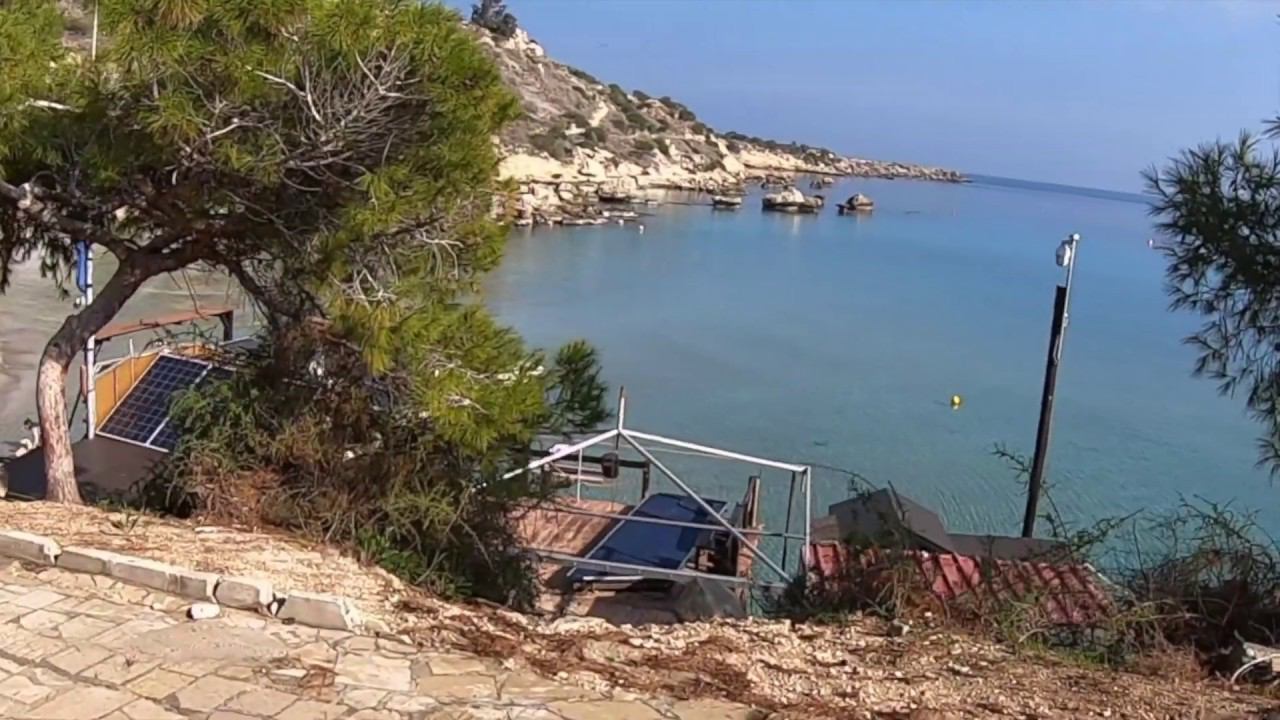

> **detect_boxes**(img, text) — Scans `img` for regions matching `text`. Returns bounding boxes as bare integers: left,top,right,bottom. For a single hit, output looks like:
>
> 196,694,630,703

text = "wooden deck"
0,437,164,501
514,497,626,556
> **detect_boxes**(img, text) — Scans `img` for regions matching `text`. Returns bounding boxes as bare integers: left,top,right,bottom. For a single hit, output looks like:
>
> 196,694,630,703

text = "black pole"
1022,283,1069,538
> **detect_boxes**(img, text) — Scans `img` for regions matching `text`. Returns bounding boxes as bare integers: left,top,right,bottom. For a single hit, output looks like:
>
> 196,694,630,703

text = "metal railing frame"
503,393,812,584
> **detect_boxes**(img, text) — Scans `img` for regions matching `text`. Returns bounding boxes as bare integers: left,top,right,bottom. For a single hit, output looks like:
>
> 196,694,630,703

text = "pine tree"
471,0,518,39
0,0,522,502
1147,129,1280,475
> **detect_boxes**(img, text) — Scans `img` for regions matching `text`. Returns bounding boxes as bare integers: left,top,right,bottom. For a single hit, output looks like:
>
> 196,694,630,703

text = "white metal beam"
624,429,809,473
501,428,619,480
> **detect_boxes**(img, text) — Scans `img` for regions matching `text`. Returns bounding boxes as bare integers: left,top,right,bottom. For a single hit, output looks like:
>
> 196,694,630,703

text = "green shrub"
471,0,518,39
623,109,653,132
566,66,600,86
560,111,590,129
632,137,655,156
530,131,570,160
146,329,609,609
655,95,696,121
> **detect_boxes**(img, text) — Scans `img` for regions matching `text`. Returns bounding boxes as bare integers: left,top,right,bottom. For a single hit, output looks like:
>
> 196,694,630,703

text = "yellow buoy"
950,394,963,409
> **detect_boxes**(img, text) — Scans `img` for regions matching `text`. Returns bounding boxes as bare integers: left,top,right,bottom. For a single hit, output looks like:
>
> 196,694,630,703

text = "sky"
452,0,1280,192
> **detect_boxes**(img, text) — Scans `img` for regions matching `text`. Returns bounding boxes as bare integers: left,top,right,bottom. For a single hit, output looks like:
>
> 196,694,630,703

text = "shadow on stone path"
0,560,760,719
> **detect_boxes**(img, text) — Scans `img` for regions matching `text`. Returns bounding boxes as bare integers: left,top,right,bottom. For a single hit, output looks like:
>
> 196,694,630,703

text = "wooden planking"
515,498,627,557
96,305,235,342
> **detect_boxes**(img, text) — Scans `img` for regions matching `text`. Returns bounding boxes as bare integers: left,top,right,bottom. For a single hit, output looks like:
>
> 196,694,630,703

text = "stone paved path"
0,560,758,720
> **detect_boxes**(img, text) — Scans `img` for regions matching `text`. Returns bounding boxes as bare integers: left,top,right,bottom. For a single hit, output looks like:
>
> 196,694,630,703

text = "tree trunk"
37,339,80,503
39,265,150,503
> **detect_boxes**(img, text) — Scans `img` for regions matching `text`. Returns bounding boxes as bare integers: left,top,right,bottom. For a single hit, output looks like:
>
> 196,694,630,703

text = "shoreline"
501,149,965,227
481,29,964,228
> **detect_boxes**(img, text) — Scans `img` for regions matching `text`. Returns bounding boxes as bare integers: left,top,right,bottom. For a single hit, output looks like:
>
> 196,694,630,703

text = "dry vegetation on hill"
474,27,963,223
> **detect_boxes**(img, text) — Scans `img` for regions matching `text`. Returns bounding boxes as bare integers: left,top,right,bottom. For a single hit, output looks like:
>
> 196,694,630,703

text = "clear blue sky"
453,0,1280,192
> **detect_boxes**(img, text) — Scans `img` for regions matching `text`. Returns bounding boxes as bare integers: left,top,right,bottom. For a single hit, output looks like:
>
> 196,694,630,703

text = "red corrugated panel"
807,542,1112,626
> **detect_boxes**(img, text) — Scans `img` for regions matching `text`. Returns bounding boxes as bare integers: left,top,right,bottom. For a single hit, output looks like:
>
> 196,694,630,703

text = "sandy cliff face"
479,28,964,224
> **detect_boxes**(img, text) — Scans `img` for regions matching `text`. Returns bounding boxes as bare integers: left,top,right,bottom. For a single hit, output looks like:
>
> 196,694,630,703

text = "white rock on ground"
188,602,221,620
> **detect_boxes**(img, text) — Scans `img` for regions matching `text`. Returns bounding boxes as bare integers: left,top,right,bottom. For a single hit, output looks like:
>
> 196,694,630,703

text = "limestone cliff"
477,28,964,224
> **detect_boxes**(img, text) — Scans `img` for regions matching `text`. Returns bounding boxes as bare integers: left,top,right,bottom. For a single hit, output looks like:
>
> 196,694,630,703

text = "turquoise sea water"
483,176,1276,544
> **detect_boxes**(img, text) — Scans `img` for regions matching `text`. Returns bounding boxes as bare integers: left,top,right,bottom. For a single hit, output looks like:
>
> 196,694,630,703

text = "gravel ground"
0,499,1275,719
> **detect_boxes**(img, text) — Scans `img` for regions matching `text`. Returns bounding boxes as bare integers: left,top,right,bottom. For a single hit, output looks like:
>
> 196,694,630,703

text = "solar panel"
201,366,234,385
147,365,234,451
100,355,211,448
148,424,182,452
567,493,727,585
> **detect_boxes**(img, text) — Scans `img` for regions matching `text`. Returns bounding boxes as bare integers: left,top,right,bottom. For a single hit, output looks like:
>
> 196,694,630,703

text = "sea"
483,175,1277,556
0,174,1273,557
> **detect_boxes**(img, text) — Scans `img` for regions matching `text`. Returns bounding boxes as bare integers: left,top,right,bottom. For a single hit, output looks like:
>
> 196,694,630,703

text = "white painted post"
84,247,96,439
802,467,812,573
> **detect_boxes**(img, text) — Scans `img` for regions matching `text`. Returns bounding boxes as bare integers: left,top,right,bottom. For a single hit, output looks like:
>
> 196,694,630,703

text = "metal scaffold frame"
503,394,812,584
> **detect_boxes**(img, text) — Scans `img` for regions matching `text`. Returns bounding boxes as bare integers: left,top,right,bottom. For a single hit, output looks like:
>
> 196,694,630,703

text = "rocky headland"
479,29,965,226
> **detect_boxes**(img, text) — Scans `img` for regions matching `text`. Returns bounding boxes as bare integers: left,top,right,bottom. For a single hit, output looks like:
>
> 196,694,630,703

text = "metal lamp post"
75,243,95,439
1021,233,1079,538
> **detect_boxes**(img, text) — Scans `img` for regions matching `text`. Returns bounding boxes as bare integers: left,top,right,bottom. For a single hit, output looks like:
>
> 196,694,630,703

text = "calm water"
1,175,1272,546
484,176,1276,541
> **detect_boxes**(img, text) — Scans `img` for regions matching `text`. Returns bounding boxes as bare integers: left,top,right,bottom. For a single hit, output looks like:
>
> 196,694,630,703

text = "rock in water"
838,193,875,214
762,186,821,214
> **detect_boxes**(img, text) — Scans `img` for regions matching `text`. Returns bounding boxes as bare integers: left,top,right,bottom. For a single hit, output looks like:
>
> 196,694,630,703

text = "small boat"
597,189,634,203
711,195,743,210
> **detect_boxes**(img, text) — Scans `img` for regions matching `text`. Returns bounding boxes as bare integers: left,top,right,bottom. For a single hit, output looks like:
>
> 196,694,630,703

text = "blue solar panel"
568,493,727,584
148,424,182,452
100,355,209,446
147,365,234,451
202,366,234,385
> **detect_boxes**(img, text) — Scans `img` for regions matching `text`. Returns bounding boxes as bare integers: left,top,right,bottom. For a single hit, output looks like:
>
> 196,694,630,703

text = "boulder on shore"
597,178,637,203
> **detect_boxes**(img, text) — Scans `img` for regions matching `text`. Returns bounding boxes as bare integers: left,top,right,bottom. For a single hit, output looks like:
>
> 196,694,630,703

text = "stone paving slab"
0,559,765,720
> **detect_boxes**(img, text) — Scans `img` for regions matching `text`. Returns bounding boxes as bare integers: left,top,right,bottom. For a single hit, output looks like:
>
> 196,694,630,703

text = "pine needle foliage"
1146,131,1280,475
3,0,612,602
0,0,535,502
148,318,608,607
